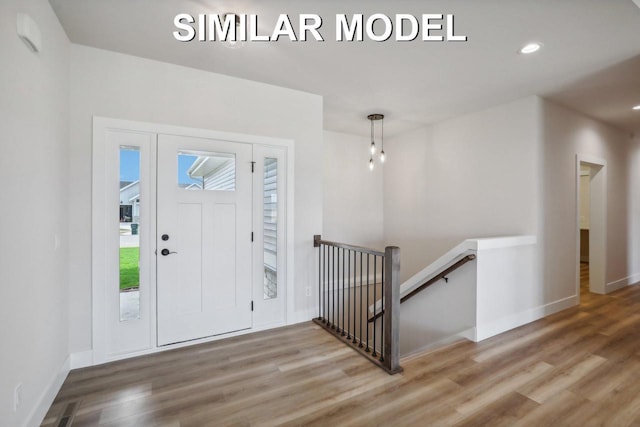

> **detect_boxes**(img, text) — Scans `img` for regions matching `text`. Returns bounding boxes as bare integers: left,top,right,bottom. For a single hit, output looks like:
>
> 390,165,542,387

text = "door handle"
161,248,177,256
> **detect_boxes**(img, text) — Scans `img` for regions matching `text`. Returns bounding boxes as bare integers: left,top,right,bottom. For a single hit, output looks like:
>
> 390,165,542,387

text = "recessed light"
633,105,640,111
519,42,542,54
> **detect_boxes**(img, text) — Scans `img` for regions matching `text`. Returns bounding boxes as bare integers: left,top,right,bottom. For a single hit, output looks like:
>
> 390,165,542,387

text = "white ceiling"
49,0,640,136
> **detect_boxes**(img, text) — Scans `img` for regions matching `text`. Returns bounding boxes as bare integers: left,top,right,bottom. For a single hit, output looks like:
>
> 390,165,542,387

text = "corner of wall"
27,357,70,427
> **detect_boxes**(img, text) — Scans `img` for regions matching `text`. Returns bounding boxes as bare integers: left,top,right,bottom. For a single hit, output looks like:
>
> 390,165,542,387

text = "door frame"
91,116,295,365
575,154,606,297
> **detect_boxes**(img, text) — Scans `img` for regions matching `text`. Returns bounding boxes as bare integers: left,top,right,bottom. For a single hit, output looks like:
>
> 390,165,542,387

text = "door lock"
161,248,177,256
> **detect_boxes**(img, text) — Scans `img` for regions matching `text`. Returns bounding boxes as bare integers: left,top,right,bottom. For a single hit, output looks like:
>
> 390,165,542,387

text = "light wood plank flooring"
43,268,640,426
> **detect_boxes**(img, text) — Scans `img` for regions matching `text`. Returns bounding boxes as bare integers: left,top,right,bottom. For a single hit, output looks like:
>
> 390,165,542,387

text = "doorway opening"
576,156,606,297
578,164,591,296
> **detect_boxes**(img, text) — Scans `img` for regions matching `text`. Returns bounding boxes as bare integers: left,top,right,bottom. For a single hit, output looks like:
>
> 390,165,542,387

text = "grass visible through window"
120,247,139,291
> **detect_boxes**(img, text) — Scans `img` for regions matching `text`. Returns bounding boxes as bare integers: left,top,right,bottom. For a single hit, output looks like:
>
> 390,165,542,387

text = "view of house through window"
263,158,278,299
119,146,141,321
178,151,236,191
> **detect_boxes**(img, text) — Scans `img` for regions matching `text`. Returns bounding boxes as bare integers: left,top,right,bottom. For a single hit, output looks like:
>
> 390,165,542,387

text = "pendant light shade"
367,114,385,169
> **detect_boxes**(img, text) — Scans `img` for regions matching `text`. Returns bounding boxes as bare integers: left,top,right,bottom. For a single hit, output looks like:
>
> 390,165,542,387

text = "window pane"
264,158,278,300
119,146,140,321
178,151,235,191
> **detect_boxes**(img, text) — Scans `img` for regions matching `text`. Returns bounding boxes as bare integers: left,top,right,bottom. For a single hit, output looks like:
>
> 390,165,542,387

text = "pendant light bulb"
370,141,376,155
380,150,386,163
369,157,374,171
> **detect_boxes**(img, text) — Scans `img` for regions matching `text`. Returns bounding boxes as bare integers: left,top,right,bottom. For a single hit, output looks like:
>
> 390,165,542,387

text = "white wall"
541,100,640,300
0,1,70,426
384,96,540,282
383,96,640,357
628,134,640,279
323,131,384,249
384,95,640,317
69,45,323,353
398,236,538,356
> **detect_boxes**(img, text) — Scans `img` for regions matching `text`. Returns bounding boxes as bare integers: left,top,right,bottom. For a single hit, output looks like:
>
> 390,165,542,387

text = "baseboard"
26,355,70,427
475,295,578,342
606,273,640,293
401,331,472,362
70,350,94,370
458,327,477,342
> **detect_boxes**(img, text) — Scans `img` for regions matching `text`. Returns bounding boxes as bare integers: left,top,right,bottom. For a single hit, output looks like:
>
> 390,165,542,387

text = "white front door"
156,134,253,345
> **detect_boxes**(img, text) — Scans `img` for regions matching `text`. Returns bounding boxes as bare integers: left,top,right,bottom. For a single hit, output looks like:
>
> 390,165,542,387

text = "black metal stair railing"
313,235,402,374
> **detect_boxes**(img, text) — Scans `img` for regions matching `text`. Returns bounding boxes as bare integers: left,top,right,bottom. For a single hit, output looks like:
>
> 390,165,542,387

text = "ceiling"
49,0,640,137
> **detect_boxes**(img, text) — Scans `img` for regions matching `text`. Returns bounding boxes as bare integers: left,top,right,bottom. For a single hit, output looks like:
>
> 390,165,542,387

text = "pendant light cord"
370,118,374,144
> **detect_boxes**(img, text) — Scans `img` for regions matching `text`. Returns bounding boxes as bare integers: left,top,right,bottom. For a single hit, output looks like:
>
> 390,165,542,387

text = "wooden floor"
43,264,640,426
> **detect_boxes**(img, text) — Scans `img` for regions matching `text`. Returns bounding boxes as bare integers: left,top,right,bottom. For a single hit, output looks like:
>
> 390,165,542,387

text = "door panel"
211,203,237,308
176,203,203,314
157,134,252,346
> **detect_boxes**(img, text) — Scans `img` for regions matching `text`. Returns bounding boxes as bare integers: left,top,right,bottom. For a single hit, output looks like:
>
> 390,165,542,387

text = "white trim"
400,333,471,361
472,235,537,250
475,294,578,342
27,356,69,427
70,350,94,370
94,116,293,149
606,273,640,293
92,119,107,364
284,144,297,323
458,327,477,342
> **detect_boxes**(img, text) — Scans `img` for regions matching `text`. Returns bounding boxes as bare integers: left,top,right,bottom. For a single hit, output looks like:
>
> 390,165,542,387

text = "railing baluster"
332,245,335,329
366,254,370,352
380,256,385,362
313,235,401,374
372,255,377,357
359,252,364,348
325,244,329,325
338,248,342,334
352,249,357,345
319,239,322,322
341,249,347,337
336,248,339,334
347,249,351,340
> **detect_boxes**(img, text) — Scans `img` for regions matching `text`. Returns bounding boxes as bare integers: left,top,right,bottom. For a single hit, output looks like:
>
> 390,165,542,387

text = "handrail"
368,254,476,323
314,235,385,257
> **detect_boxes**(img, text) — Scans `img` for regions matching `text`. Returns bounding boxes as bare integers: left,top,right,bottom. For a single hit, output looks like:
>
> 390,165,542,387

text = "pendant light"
367,114,385,170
